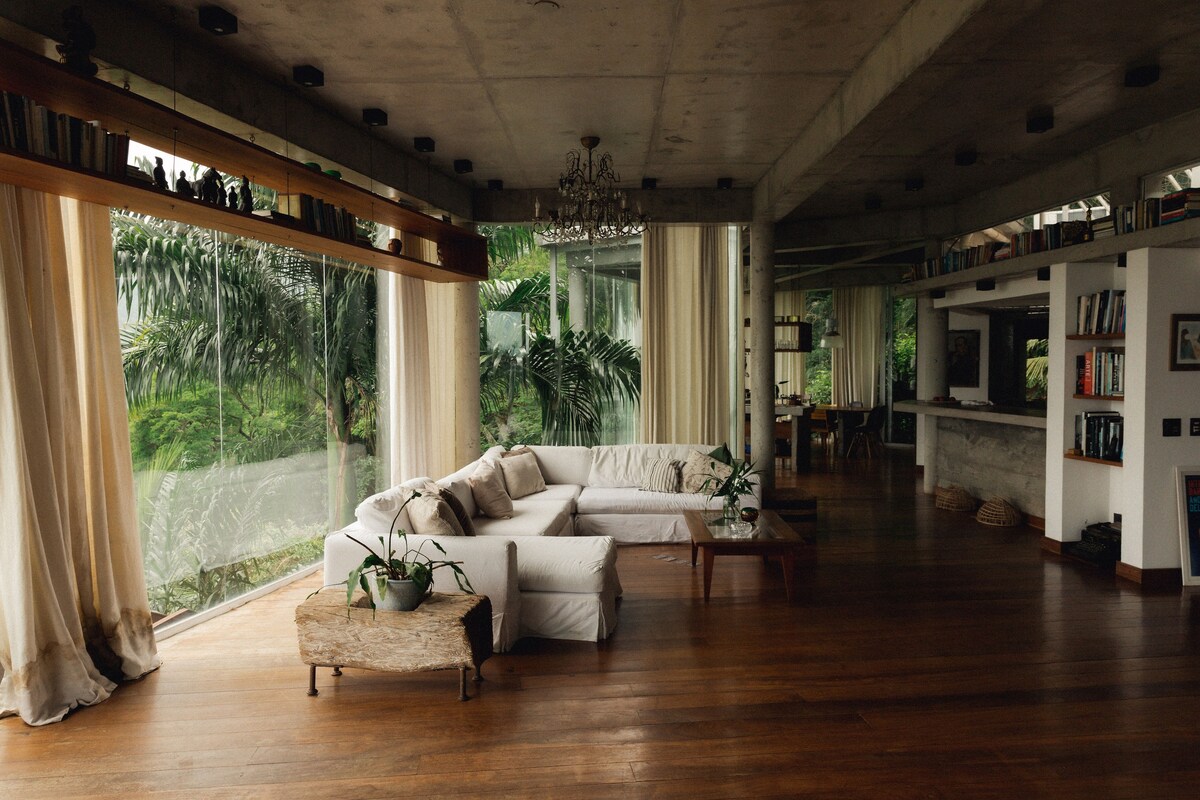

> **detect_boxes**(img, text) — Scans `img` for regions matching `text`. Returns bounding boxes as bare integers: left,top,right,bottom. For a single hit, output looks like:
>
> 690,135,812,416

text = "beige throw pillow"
498,451,546,499
681,449,734,494
468,460,513,518
407,493,466,536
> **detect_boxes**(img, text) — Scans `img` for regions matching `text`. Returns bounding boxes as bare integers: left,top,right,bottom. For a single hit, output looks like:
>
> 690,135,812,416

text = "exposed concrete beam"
752,0,990,222
0,0,472,218
777,103,1200,250
472,188,753,225
775,265,908,290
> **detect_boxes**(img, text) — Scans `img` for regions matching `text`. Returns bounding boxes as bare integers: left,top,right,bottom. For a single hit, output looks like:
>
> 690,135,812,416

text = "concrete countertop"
893,400,1047,430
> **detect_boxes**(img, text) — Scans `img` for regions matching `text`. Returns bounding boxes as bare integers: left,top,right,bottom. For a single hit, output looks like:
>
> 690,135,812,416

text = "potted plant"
701,459,762,521
343,490,474,612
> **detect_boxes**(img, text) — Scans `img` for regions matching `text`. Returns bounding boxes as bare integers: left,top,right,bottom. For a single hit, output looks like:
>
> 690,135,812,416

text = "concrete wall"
935,417,1046,518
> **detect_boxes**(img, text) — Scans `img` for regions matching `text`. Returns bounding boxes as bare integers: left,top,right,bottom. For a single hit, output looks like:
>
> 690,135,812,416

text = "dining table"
819,405,866,456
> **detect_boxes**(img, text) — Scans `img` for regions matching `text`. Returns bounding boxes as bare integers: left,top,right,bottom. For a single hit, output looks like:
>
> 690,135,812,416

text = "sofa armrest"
323,527,522,652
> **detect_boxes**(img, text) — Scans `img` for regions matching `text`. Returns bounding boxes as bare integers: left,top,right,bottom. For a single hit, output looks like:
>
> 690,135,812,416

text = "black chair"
847,405,887,458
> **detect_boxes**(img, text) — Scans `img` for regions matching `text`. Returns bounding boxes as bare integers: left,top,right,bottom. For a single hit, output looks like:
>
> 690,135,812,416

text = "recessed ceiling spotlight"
954,149,977,166
716,177,733,189
864,194,882,211
641,177,657,190
198,5,237,35
487,179,504,191
454,159,473,174
904,177,924,192
292,65,324,87
1026,107,1054,134
1124,62,1160,88
414,137,436,153
362,108,387,126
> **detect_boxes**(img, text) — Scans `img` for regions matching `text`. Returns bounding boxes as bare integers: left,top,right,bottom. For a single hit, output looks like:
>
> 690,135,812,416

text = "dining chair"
847,405,887,458
809,407,832,450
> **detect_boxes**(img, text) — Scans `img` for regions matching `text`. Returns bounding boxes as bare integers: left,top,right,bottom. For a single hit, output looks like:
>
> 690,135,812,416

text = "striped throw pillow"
640,458,682,493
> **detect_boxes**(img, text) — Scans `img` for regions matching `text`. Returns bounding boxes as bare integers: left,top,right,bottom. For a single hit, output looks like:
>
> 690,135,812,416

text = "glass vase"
723,496,740,521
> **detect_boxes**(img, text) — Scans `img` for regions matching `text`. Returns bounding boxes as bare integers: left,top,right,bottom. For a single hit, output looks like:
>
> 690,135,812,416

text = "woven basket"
935,485,976,512
975,496,1022,527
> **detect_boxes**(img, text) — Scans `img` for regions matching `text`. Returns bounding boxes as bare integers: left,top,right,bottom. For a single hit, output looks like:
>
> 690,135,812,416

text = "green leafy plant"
701,458,762,501
343,491,474,610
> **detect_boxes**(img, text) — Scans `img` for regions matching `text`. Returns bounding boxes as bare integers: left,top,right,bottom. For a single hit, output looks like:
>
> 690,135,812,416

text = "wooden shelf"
1064,452,1123,467
1073,394,1124,401
898,215,1200,295
0,39,485,281
1066,333,1125,340
744,320,806,327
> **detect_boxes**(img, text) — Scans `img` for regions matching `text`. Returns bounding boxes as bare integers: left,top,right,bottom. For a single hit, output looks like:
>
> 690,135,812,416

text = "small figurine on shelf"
152,157,168,191
227,186,238,209
175,171,195,199
199,167,222,205
238,176,253,212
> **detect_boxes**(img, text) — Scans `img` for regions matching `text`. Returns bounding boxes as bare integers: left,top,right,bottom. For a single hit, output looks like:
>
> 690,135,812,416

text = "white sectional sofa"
323,442,758,652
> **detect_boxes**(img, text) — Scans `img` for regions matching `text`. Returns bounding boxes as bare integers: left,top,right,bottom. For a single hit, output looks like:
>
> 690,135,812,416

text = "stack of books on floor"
1073,411,1123,461
0,89,130,178
1063,521,1121,568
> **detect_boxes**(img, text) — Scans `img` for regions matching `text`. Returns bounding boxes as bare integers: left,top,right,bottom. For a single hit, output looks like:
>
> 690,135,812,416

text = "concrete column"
453,280,481,466
568,266,587,331
749,222,776,500
915,292,948,493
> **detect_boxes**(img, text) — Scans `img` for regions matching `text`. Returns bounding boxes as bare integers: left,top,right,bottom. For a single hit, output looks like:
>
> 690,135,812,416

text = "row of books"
910,220,1090,280
1076,289,1126,335
1075,347,1124,397
0,90,130,178
277,193,358,244
1073,411,1123,462
1160,188,1200,226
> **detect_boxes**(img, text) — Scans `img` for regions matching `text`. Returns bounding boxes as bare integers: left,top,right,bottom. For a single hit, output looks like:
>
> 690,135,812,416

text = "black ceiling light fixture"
414,136,435,153
1124,61,1160,88
487,179,504,191
1026,106,1054,134
453,159,473,174
904,177,924,192
641,177,657,190
361,108,387,126
954,148,978,166
198,5,238,35
292,65,324,87
716,177,733,189
864,194,882,211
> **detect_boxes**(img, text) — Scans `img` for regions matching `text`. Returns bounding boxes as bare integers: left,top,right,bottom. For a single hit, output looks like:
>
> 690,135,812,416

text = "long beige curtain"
641,224,729,444
831,285,886,407
380,233,480,484
775,288,806,398
0,185,159,726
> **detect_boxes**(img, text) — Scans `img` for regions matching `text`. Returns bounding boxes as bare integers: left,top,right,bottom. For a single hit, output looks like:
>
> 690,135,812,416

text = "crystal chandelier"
533,136,648,244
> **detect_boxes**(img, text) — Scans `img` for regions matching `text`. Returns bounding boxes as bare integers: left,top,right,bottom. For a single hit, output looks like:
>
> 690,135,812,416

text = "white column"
915,293,947,493
453,280,481,468
749,222,775,499
568,265,587,331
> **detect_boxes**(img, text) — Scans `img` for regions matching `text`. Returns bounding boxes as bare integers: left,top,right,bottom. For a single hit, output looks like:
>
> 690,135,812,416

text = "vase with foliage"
343,491,473,611
701,459,761,521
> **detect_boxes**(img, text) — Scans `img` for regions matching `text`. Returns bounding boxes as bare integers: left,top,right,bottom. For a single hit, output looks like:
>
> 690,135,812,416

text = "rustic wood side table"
296,590,492,700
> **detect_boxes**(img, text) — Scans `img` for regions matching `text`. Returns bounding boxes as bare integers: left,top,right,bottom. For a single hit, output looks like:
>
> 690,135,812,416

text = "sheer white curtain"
379,233,480,485
775,288,806,398
641,224,730,444
831,285,886,407
0,185,159,726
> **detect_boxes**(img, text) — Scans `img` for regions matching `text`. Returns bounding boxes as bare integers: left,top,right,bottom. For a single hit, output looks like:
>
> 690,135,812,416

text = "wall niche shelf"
1072,394,1123,401
1063,453,1123,468
1066,333,1125,341
0,39,485,281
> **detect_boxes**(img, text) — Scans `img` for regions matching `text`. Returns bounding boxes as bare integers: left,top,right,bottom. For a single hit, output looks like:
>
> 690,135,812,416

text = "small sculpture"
227,186,238,209
56,6,98,77
175,171,195,199
152,157,168,191
239,176,253,212
199,167,222,205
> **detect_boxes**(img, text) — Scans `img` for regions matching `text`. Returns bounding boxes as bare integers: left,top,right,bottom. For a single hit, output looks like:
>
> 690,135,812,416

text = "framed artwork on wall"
1177,466,1200,586
1169,313,1200,371
947,329,981,387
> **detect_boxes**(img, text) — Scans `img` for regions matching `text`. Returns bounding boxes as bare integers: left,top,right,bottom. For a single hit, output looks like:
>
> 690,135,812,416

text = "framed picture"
1177,466,1200,586
947,329,981,387
1169,313,1200,371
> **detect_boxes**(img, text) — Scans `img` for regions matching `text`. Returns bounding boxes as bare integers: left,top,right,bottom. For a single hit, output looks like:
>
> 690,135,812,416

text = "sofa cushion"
498,451,547,499
407,493,466,536
469,460,513,518
437,478,478,526
513,535,615,594
681,449,733,494
640,457,682,493
588,444,718,487
354,478,430,534
577,486,724,515
518,483,582,510
525,445,593,486
473,499,573,537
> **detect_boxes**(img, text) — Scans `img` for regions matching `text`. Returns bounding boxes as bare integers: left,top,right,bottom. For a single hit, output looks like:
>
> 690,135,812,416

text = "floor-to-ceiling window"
115,150,378,620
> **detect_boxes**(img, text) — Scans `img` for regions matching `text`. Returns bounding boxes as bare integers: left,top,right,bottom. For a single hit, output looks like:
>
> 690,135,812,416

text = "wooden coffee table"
685,509,807,602
296,590,492,700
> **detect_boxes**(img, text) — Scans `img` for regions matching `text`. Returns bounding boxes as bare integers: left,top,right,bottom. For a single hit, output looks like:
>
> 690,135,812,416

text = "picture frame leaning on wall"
1176,465,1200,587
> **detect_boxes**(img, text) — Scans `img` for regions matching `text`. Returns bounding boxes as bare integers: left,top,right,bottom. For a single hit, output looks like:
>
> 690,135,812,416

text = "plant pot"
370,578,425,612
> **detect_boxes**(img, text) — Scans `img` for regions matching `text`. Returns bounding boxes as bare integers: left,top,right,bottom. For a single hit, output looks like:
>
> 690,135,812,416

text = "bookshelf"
1063,453,1123,468
743,319,813,352
0,39,486,282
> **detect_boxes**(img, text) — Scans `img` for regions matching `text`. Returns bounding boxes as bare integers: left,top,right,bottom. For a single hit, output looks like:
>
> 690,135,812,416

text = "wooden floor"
4,447,1200,799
